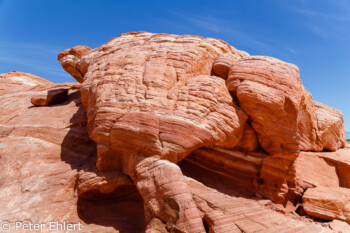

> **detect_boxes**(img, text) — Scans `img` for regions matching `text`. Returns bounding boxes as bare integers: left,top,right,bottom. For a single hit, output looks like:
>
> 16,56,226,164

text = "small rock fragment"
31,88,68,106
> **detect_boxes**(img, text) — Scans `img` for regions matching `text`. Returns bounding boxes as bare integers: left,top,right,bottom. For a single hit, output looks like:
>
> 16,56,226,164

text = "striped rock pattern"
0,72,145,232
0,32,348,232
0,72,349,232
56,32,347,232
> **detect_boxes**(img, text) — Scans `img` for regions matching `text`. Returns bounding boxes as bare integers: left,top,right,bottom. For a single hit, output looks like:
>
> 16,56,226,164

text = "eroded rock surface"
303,186,350,222
226,56,345,154
0,32,349,232
31,88,69,106
0,72,145,232
55,31,348,232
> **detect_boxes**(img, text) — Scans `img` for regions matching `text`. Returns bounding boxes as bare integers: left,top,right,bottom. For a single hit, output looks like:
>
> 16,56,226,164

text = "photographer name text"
1,220,82,231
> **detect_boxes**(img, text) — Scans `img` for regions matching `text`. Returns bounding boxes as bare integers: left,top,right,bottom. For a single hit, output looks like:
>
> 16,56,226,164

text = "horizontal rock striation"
56,31,348,231
0,72,144,232
0,32,348,232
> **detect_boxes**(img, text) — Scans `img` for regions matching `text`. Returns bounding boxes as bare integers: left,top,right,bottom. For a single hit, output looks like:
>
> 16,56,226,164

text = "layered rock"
315,101,346,151
0,32,348,232
55,31,347,231
226,56,345,154
0,70,340,231
0,72,145,232
303,186,350,222
187,177,329,233
134,158,205,232
58,45,92,83
61,33,249,171
31,88,68,106
77,166,133,198
212,53,240,79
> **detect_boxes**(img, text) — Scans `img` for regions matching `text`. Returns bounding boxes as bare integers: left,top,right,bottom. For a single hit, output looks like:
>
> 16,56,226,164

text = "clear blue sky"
0,0,349,132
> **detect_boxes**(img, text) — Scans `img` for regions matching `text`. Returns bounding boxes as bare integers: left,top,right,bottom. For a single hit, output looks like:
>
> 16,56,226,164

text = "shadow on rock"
60,90,145,232
77,186,145,233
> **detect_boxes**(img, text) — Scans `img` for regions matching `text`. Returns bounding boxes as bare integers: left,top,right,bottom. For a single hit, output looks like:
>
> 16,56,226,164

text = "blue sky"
0,0,349,132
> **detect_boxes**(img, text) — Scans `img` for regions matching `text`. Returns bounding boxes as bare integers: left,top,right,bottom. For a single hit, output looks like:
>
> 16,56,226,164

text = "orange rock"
57,45,92,83
59,32,248,172
227,56,308,155
31,88,68,106
134,158,206,232
234,123,258,151
300,144,350,189
145,218,168,233
330,220,350,233
227,56,346,154
257,146,350,206
1,32,349,232
187,177,329,233
58,32,254,230
315,101,346,151
212,53,241,79
77,166,133,198
258,154,295,204
294,153,340,189
0,72,136,231
303,186,350,222
185,147,262,196
56,32,347,229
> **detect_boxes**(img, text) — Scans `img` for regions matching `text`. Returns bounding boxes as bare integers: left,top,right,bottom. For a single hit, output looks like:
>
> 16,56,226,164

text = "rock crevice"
0,32,348,233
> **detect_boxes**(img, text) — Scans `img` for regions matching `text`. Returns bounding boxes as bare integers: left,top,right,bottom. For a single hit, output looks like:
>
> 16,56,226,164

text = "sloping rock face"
55,31,348,232
0,72,145,232
0,32,349,232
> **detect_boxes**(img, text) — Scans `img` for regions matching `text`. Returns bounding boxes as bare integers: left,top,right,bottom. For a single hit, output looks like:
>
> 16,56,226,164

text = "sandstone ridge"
0,32,348,233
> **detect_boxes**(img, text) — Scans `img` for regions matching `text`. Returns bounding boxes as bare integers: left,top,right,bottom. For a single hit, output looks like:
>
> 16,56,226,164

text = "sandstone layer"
0,72,145,232
0,32,348,232
56,32,347,232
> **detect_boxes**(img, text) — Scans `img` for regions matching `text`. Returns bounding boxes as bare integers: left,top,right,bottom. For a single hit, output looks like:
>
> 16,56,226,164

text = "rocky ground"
0,32,349,232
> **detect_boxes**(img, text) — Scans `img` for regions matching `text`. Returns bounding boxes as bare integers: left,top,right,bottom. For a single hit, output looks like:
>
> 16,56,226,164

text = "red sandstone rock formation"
31,88,69,106
0,32,349,232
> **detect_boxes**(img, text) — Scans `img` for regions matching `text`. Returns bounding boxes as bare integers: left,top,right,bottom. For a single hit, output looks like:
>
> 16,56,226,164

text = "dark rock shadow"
60,90,145,232
179,157,256,199
77,186,145,233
